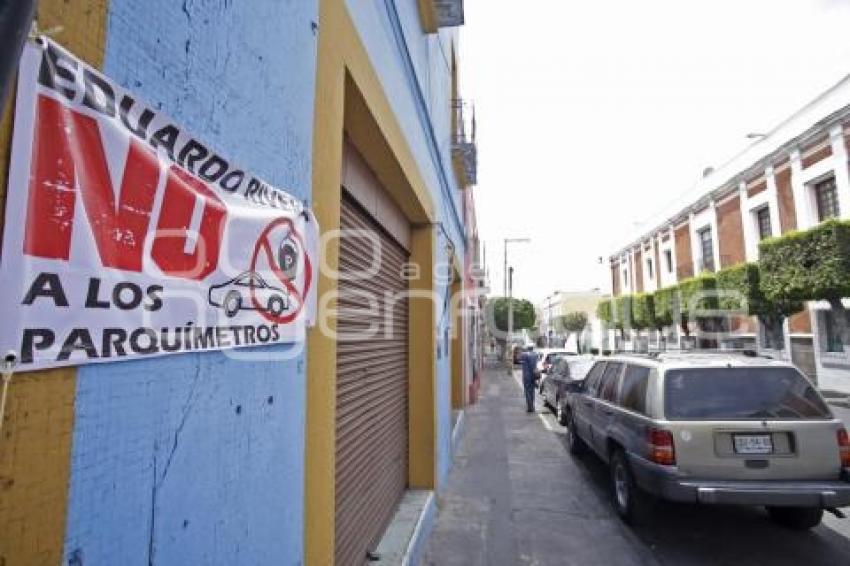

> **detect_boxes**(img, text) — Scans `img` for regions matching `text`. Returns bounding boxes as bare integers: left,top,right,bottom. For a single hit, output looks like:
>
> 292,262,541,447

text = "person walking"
520,346,539,413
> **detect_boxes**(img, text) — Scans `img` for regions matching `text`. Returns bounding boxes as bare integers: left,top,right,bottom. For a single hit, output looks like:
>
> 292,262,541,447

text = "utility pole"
503,243,507,297
506,266,513,372
0,0,37,110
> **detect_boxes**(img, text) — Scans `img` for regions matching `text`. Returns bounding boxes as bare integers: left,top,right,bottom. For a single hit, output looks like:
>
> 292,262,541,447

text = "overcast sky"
460,0,850,305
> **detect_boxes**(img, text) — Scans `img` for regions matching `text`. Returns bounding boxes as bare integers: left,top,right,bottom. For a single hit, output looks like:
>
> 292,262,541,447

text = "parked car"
512,345,524,365
535,349,575,379
561,352,850,529
541,355,596,425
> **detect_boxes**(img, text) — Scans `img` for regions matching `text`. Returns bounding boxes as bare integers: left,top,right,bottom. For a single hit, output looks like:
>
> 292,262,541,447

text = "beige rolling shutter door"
335,192,409,565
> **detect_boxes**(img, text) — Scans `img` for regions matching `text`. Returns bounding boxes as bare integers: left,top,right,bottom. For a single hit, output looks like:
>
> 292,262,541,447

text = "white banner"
0,39,318,371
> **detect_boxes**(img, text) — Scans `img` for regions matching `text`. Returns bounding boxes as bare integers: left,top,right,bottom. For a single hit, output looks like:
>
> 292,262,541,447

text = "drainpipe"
0,0,37,110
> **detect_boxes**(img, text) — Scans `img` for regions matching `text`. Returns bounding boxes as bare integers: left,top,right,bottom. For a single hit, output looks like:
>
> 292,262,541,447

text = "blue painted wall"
62,1,318,564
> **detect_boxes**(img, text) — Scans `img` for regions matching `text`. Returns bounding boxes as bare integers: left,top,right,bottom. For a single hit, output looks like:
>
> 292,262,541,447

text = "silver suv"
563,352,850,529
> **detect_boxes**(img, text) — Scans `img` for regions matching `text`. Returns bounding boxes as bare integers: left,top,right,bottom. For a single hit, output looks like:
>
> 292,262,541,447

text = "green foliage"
631,293,656,329
596,299,613,324
613,295,633,329
559,311,589,333
488,297,537,333
652,285,677,328
759,219,850,303
715,262,803,324
678,273,718,317
715,263,760,314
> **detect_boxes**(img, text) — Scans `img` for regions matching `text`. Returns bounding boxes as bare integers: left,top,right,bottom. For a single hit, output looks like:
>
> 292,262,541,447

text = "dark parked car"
540,355,596,425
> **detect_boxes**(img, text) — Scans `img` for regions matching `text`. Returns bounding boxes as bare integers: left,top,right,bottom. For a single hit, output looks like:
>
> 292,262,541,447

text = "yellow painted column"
408,225,437,489
0,3,109,565
305,1,345,564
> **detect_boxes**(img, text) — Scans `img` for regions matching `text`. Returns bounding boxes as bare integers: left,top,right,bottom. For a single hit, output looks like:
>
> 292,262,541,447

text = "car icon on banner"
208,271,290,318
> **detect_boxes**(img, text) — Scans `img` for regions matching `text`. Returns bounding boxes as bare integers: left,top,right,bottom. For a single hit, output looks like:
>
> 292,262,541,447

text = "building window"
815,177,840,222
756,206,772,240
664,250,673,274
646,258,653,281
698,227,715,272
823,310,845,353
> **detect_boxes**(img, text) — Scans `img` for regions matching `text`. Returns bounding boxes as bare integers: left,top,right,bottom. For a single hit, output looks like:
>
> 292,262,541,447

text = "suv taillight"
647,428,676,466
838,428,850,468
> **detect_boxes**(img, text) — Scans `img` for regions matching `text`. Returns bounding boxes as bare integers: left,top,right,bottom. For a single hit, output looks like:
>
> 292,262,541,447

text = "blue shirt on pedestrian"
521,350,538,384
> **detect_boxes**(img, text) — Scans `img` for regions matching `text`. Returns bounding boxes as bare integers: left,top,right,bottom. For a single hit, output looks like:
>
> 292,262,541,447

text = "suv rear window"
664,367,831,420
584,362,607,395
598,363,623,402
620,365,650,415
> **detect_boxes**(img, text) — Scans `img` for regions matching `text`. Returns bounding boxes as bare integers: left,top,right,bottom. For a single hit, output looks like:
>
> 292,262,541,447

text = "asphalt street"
422,363,850,566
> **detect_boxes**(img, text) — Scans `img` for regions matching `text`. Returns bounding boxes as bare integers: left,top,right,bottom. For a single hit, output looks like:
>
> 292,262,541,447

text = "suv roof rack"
609,349,776,361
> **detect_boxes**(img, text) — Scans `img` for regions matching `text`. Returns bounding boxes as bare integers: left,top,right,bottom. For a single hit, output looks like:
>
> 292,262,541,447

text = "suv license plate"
733,434,773,455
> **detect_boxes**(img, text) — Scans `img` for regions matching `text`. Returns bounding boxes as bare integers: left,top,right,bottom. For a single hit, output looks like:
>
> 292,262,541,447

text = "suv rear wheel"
766,506,823,530
610,449,649,525
566,413,586,455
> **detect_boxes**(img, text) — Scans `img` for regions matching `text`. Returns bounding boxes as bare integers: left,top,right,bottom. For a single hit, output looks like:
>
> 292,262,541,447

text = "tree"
716,262,802,348
612,294,634,343
613,295,632,330
677,274,718,337
596,299,613,325
596,299,613,351
558,311,588,353
760,219,850,343
486,297,537,353
631,293,655,330
630,292,656,352
652,285,677,330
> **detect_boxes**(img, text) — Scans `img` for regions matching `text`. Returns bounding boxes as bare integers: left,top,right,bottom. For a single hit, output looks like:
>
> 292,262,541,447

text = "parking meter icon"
278,238,299,281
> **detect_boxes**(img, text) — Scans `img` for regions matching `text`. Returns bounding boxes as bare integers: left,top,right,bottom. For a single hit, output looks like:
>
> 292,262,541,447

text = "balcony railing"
420,0,465,33
452,98,477,187
435,0,465,27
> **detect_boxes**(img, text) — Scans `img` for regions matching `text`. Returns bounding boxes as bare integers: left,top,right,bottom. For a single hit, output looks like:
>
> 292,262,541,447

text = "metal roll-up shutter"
335,192,409,565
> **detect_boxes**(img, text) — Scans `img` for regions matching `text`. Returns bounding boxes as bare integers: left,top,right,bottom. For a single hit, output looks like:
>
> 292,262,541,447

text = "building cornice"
610,93,850,259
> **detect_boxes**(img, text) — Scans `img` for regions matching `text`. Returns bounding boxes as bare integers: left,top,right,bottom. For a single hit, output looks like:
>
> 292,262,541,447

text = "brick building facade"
608,76,850,394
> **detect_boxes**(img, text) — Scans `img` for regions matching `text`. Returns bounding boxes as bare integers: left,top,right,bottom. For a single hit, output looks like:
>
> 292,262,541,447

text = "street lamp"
503,237,530,296
502,238,529,367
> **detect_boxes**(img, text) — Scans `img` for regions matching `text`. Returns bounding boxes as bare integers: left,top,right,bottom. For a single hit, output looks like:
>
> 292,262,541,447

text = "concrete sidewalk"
421,362,657,566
